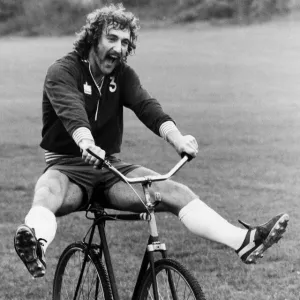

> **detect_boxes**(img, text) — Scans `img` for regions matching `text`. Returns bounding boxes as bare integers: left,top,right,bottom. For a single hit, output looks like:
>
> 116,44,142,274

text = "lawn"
0,18,299,299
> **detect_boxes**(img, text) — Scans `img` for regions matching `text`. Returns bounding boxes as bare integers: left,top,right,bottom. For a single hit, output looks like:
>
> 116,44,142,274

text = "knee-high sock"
179,199,246,250
25,206,57,253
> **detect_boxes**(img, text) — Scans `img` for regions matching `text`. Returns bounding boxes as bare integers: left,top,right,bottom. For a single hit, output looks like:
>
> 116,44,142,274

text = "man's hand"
166,131,198,158
79,139,106,168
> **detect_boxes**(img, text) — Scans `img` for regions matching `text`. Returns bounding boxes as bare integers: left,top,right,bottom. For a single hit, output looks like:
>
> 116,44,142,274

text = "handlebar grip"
86,149,105,168
181,152,194,162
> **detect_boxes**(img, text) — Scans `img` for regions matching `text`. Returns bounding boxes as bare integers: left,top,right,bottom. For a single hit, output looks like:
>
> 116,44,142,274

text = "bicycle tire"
52,242,112,300
136,258,206,300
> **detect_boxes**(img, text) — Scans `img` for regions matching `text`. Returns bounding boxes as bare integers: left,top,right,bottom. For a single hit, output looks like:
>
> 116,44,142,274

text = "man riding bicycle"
14,3,289,278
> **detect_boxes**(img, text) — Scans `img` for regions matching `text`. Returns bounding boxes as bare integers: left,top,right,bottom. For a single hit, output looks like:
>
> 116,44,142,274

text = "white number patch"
109,76,117,93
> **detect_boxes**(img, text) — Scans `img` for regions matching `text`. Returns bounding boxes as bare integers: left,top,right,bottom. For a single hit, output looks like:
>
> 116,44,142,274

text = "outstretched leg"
106,166,289,264
178,199,288,263
14,170,83,278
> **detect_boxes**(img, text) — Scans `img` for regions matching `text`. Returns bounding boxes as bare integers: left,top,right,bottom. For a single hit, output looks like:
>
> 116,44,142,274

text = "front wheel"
52,242,112,300
136,258,206,300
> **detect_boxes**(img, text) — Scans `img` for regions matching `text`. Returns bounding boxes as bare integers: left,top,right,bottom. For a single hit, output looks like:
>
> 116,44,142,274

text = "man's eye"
122,40,129,46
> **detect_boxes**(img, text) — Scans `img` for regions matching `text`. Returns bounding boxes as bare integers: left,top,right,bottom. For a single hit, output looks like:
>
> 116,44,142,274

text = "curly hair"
74,3,140,59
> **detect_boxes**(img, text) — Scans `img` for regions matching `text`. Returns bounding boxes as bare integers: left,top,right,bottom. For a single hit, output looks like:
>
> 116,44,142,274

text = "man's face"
93,24,131,75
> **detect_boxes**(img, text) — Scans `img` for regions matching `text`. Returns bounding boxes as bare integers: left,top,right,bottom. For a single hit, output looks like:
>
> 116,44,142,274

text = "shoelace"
38,238,47,247
238,219,253,230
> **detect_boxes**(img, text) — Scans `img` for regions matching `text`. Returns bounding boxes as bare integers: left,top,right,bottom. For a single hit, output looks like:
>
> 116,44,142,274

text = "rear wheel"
52,242,112,300
137,258,206,300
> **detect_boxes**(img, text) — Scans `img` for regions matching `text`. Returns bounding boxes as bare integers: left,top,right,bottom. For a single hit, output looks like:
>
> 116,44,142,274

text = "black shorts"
45,156,140,209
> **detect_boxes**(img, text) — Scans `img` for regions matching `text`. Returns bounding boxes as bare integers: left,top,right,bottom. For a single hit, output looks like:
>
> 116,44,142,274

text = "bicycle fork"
142,184,180,300
132,182,177,300
132,209,180,300
148,211,166,300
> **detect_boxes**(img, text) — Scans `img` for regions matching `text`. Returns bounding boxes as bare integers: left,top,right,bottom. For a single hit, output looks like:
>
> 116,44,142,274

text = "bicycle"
52,151,206,300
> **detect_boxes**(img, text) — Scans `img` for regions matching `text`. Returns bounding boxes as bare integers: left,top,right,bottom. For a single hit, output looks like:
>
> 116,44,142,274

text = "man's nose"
113,40,122,54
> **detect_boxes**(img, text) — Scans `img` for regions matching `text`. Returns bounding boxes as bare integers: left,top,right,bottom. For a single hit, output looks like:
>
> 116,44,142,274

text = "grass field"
1,18,300,300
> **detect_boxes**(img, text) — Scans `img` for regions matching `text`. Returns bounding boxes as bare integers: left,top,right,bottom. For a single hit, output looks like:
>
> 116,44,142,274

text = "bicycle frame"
75,152,191,300
85,206,167,300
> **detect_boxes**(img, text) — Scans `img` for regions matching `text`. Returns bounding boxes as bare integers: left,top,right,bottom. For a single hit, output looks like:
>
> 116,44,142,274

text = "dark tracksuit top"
40,51,174,157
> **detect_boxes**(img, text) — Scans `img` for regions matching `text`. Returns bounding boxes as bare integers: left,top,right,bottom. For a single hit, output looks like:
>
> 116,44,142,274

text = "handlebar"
87,149,191,184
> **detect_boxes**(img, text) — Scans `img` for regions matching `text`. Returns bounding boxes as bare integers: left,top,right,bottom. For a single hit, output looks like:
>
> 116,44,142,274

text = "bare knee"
106,167,197,214
33,170,70,213
153,180,197,215
107,178,197,215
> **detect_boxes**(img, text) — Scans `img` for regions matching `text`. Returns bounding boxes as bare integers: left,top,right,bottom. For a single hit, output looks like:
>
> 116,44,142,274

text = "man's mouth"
106,53,120,65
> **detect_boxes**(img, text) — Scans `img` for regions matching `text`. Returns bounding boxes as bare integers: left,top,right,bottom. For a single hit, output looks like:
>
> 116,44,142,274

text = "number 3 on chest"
109,76,117,93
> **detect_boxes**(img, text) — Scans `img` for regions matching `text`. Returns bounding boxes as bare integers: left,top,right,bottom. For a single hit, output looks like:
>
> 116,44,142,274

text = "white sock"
25,206,57,253
179,199,246,250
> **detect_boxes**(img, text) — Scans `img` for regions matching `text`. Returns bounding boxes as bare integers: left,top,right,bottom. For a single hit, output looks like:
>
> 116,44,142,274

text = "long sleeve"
44,62,91,136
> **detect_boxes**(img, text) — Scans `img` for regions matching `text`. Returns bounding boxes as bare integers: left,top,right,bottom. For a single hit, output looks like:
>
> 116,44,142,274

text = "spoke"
77,252,89,299
147,286,154,300
161,270,171,299
80,258,94,297
175,270,181,293
63,250,82,300
77,257,103,300
63,265,72,300
86,267,99,299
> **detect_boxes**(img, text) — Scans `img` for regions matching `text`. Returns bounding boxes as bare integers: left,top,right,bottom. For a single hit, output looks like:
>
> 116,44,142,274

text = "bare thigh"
106,167,197,215
33,169,84,217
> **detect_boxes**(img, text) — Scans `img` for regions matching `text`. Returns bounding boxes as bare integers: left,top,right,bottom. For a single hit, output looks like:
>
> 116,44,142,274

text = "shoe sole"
245,213,289,264
14,226,46,278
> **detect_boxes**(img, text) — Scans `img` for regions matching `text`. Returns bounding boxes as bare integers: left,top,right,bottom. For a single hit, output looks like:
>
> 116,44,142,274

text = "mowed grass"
0,18,300,300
